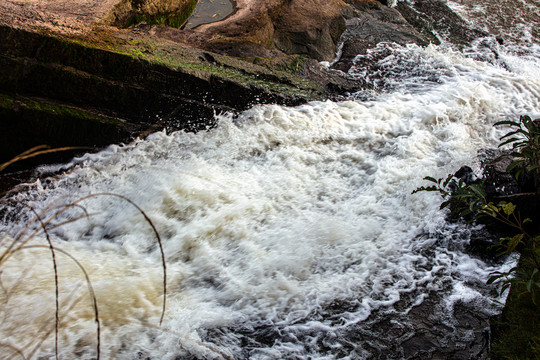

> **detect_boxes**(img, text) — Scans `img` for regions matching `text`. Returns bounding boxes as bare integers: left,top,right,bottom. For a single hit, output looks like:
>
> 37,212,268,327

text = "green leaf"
481,203,499,217
442,174,454,188
414,185,435,193
495,120,521,127
461,208,473,217
487,273,504,284
440,200,451,210
506,159,526,173
500,283,511,295
521,115,533,128
499,139,521,149
507,233,525,253
521,148,536,156
501,202,516,216
468,183,486,200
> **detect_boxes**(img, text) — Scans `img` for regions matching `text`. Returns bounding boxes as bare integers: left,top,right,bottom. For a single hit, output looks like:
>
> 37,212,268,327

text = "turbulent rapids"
1,1,540,359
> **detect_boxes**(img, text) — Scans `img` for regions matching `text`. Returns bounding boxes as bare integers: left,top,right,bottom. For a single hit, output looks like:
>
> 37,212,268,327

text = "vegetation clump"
413,115,540,358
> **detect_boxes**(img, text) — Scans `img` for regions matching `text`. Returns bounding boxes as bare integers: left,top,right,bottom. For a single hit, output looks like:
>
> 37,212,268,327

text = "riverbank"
1,0,539,359
1,0,475,169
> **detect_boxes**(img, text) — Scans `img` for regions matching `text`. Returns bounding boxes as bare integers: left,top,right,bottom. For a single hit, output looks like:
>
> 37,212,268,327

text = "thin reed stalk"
0,342,27,359
21,245,101,360
0,149,167,358
0,145,91,173
73,193,167,326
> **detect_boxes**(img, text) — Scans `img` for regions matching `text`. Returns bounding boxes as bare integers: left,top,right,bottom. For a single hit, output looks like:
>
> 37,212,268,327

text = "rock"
333,0,427,72
0,0,119,35
107,0,198,28
271,0,347,61
455,165,476,184
0,0,496,172
466,227,504,262
159,0,348,62
0,24,324,165
482,153,521,198
300,59,365,96
395,0,488,46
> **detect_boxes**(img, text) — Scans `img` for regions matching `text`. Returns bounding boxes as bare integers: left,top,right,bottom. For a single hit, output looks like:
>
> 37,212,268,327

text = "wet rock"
0,24,323,165
465,227,504,262
107,0,198,28
482,154,521,197
333,0,427,72
164,0,348,62
271,0,347,61
395,0,488,46
455,165,476,184
301,59,366,96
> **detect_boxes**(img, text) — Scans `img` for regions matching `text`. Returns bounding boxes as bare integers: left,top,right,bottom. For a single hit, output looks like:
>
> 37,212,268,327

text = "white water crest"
2,26,540,360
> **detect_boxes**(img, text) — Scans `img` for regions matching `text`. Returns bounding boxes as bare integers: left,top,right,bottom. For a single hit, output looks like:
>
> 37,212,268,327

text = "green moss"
124,0,198,28
53,32,317,98
0,93,127,143
0,93,14,108
142,56,318,98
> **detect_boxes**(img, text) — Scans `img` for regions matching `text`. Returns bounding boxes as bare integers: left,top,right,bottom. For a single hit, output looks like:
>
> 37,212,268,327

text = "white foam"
1,38,539,359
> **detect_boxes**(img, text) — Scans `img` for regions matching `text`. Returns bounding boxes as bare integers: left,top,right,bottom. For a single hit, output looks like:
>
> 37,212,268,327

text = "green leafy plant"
412,174,487,220
414,116,540,358
413,115,540,303
488,267,540,304
414,173,540,302
495,115,540,183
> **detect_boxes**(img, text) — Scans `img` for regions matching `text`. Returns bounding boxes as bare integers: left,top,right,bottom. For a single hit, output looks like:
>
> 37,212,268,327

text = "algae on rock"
107,0,198,28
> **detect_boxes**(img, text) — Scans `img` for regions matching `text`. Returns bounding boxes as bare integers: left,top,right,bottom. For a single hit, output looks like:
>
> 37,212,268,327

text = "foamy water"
1,12,540,360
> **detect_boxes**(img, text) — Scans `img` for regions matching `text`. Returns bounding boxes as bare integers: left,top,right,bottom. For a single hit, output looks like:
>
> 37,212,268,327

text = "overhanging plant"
413,115,540,303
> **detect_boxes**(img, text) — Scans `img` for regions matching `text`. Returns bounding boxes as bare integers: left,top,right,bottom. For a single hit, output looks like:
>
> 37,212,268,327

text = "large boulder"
161,0,348,62
271,0,347,61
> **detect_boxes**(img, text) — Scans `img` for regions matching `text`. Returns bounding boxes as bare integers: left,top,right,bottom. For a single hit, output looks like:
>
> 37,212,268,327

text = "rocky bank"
0,0,485,169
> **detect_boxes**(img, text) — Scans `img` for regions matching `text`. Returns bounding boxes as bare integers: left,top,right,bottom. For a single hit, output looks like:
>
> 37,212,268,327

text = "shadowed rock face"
395,0,488,46
271,0,347,61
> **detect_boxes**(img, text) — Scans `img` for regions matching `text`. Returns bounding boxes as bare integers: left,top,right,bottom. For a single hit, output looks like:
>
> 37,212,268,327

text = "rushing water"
1,2,540,360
